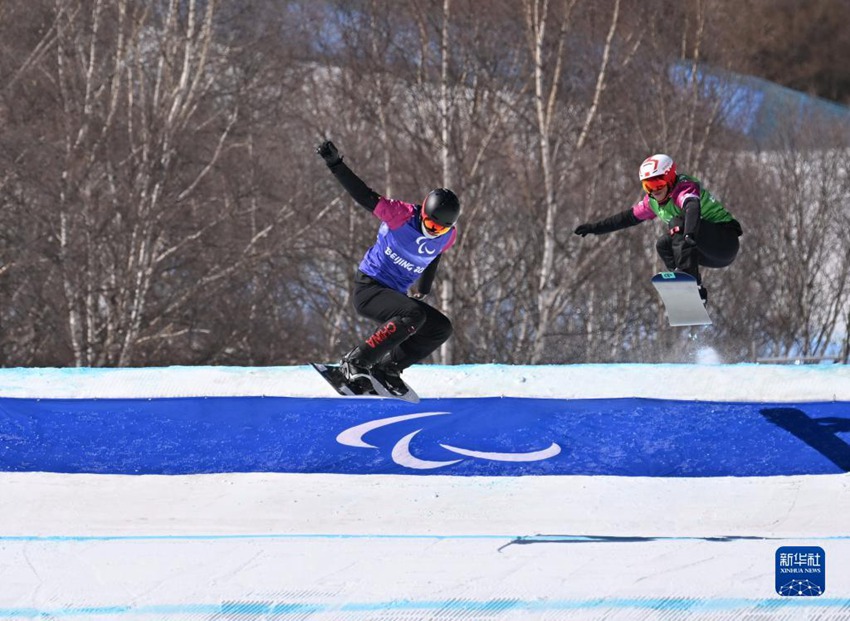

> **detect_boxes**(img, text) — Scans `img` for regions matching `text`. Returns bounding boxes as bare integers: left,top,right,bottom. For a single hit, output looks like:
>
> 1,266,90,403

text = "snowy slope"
1,362,848,401
1,364,849,620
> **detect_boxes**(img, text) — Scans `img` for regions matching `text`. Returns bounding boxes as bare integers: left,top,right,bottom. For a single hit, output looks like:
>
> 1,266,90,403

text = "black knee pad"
396,308,427,334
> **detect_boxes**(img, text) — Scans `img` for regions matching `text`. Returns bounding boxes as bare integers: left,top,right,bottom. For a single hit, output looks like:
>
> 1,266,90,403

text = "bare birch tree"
11,0,305,365
1,0,848,367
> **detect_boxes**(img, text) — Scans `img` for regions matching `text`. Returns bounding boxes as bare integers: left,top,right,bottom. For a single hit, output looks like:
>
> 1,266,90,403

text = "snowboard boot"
339,346,375,392
698,286,708,305
372,359,408,395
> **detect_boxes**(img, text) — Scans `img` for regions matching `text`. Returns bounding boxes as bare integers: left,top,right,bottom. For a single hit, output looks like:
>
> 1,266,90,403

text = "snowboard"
311,363,420,404
650,271,712,327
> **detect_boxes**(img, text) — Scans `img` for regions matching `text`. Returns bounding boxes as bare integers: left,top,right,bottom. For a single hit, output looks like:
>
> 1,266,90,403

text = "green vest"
648,174,734,224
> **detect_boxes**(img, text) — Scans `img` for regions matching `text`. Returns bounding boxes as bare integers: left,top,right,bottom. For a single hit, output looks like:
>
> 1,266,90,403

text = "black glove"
407,283,427,300
317,140,342,167
574,223,597,237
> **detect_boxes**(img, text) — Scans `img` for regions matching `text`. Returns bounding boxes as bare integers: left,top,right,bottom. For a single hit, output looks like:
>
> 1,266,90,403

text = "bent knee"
655,235,672,253
432,314,453,341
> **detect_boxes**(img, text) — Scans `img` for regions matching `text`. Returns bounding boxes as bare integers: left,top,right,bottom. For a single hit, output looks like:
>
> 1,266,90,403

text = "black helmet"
422,188,460,227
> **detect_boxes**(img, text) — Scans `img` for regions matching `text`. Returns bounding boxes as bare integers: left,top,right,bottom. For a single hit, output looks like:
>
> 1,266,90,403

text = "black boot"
339,346,374,391
698,285,708,305
372,358,408,394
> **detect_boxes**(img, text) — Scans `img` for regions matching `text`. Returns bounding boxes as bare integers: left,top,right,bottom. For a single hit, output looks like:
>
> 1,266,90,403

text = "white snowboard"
651,271,712,327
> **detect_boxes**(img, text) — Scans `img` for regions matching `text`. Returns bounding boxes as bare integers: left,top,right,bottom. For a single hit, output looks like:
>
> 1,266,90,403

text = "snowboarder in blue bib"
317,140,460,390
574,154,742,303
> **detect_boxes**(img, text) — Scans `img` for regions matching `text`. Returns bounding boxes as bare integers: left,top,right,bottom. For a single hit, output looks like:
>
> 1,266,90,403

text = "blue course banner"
1,397,848,476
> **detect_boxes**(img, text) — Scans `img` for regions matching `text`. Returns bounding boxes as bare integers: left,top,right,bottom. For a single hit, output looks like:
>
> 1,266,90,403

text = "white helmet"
639,153,676,192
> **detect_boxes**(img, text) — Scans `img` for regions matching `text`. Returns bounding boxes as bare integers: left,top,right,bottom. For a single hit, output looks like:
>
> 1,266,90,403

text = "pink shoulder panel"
632,196,656,221
374,197,415,230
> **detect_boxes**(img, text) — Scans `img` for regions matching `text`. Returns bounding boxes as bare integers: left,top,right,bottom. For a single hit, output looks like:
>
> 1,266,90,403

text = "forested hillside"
0,0,848,366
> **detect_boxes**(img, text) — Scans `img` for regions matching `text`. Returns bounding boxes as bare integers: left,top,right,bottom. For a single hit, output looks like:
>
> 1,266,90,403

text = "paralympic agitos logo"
416,235,436,255
336,411,561,470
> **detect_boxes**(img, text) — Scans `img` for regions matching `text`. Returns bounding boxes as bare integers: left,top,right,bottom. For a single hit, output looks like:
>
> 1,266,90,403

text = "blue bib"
359,215,453,292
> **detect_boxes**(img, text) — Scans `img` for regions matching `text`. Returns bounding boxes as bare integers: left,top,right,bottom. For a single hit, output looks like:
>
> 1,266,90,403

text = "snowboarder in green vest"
574,154,743,303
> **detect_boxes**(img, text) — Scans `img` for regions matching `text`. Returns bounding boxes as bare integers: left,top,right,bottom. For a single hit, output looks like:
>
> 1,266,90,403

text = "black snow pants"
350,271,453,370
656,218,742,283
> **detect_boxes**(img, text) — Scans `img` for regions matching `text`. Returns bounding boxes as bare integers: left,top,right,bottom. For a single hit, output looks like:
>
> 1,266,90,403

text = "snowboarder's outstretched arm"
574,207,641,237
317,140,380,212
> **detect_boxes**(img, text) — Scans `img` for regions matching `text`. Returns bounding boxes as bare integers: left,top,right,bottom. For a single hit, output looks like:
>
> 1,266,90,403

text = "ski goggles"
641,177,668,194
422,213,452,236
